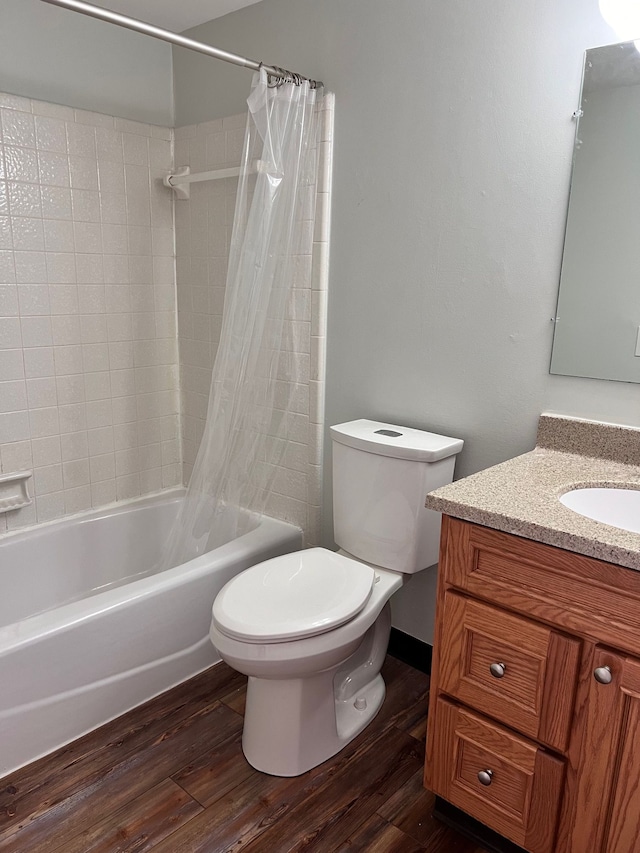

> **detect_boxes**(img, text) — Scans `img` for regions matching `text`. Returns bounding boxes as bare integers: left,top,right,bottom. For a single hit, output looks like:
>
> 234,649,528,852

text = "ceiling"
88,0,264,32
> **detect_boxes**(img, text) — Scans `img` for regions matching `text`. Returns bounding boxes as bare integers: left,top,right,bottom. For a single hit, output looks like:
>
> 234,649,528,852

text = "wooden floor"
0,657,488,852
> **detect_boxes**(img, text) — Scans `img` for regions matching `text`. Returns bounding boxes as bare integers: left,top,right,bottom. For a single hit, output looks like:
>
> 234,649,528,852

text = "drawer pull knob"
594,665,612,685
477,769,493,786
490,662,506,679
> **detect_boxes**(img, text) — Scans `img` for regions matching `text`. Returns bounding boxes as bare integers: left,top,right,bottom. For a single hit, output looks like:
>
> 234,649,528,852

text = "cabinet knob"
594,665,612,685
490,662,506,679
477,769,493,786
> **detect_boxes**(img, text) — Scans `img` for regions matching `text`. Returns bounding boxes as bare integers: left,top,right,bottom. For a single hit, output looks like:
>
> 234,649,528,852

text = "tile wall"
173,113,244,478
0,89,333,543
0,92,180,532
174,94,333,545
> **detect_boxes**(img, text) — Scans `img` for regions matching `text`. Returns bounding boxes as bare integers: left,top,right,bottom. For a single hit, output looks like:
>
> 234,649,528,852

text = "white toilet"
210,419,463,777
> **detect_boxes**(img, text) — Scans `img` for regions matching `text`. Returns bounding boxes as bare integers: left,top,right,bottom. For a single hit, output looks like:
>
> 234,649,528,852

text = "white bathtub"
0,489,301,776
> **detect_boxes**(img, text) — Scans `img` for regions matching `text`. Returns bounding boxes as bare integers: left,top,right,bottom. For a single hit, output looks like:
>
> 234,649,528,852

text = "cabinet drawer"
429,698,564,853
438,592,581,751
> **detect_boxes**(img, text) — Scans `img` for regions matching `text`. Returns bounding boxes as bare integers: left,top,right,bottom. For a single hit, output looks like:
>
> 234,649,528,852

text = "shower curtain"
162,69,323,569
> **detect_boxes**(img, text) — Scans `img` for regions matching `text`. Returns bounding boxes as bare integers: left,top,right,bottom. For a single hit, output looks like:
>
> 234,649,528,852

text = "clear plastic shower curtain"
162,69,323,570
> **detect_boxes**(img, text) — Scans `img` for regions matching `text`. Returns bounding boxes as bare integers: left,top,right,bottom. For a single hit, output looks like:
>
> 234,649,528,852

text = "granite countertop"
425,414,640,571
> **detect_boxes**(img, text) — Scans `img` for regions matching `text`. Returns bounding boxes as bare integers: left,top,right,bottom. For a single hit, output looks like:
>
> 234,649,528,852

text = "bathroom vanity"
423,415,640,853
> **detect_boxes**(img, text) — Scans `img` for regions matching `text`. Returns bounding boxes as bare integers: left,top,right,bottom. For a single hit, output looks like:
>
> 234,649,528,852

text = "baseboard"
433,797,528,853
387,628,432,674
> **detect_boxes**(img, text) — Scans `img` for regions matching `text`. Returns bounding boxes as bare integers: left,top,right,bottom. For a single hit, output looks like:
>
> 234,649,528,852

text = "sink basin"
560,487,640,534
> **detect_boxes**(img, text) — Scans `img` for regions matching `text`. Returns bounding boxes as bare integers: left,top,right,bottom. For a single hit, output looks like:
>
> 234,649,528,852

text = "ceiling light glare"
599,0,640,40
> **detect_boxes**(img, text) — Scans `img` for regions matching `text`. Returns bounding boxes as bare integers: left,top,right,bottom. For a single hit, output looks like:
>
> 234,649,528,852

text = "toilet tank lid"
330,419,464,462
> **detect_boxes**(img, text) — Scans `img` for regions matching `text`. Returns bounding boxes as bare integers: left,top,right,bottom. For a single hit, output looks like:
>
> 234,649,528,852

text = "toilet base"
336,672,385,743
242,670,386,777
241,604,392,777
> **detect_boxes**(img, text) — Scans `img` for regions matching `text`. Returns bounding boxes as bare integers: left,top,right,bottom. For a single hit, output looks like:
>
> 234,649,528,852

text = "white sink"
560,487,640,534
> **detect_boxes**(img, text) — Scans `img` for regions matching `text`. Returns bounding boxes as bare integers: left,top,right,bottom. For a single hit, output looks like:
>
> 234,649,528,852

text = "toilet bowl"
210,419,463,777
210,547,404,777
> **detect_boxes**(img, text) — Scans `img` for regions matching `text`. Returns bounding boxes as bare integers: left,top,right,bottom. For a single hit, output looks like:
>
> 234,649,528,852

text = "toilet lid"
212,547,376,643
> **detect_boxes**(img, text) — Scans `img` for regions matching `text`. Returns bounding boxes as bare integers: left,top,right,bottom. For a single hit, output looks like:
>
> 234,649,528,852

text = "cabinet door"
602,655,640,853
558,646,640,853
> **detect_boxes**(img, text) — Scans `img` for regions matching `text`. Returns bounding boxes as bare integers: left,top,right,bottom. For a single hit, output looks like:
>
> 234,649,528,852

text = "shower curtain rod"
39,0,322,88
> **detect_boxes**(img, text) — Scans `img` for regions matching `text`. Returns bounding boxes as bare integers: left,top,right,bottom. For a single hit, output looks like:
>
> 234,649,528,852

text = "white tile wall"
0,93,180,532
174,114,240,478
175,95,333,545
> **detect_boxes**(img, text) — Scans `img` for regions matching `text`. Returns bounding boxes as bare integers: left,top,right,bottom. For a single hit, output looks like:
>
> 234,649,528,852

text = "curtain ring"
263,64,312,88
270,66,286,88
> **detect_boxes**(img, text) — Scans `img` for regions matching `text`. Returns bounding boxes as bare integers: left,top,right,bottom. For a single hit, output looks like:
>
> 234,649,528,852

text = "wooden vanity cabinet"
425,516,640,853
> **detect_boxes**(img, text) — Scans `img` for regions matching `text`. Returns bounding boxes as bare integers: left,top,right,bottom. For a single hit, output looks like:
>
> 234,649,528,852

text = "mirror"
551,41,640,383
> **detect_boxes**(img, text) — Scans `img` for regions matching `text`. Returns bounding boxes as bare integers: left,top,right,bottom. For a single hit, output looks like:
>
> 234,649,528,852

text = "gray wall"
0,0,174,125
174,0,637,493
175,1,638,641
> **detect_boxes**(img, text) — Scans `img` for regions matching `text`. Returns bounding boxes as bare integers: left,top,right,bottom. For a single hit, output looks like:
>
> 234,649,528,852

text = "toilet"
210,419,463,776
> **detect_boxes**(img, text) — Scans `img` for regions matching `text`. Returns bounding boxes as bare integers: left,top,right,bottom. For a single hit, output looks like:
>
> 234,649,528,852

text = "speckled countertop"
425,414,640,571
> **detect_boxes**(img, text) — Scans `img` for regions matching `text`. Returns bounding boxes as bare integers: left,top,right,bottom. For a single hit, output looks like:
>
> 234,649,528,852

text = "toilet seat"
212,547,375,643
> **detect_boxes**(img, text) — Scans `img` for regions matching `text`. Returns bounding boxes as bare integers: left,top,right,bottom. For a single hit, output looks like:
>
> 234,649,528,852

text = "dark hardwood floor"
0,657,488,852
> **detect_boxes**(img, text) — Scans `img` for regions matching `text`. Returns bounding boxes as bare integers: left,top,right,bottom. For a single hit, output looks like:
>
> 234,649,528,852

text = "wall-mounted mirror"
551,41,640,383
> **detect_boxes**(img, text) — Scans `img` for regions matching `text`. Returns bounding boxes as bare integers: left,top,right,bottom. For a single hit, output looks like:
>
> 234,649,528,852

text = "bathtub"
0,489,302,777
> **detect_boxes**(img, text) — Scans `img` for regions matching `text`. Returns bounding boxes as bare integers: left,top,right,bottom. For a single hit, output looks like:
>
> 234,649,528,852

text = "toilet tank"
330,420,463,574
